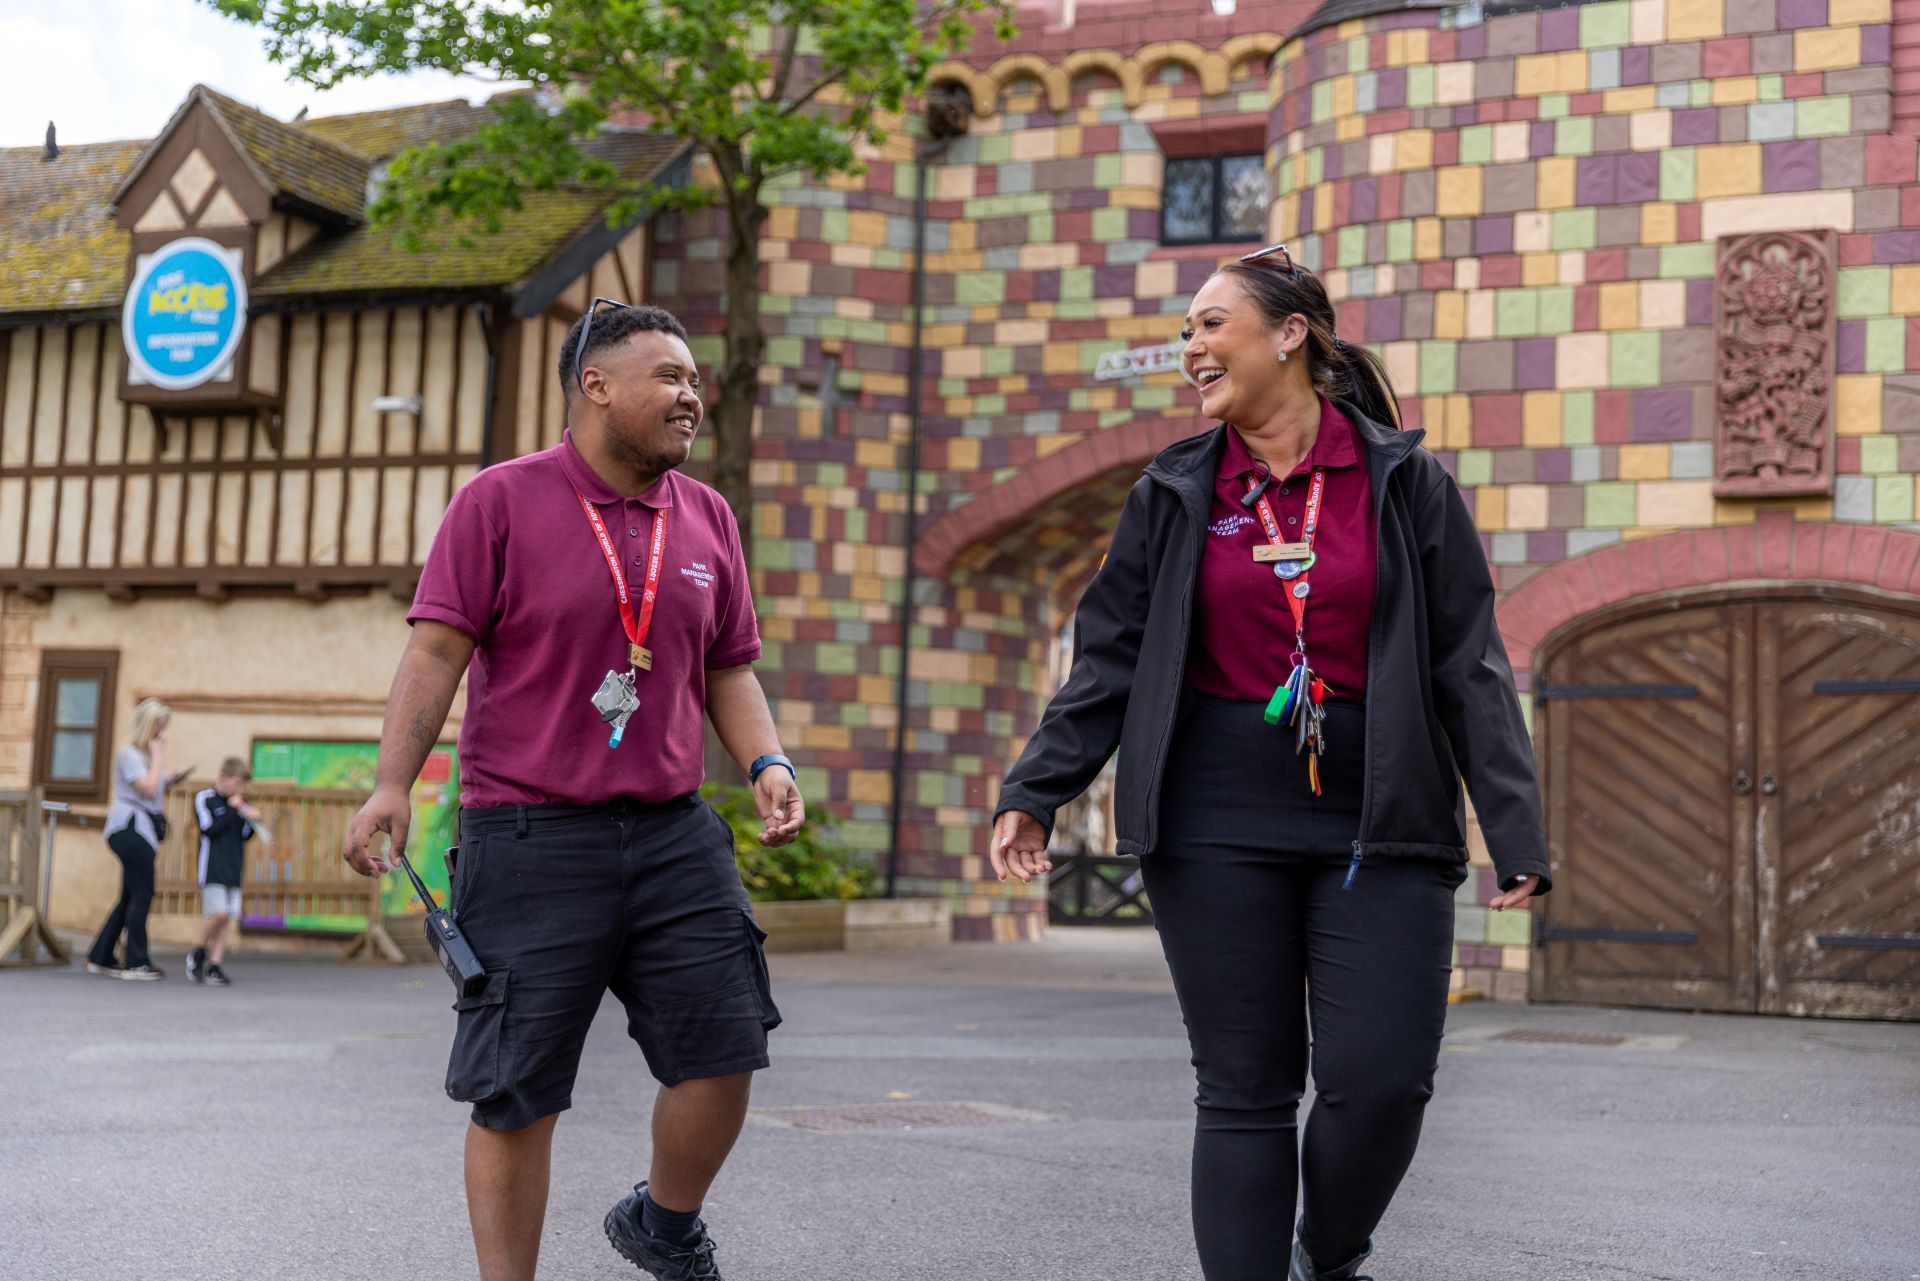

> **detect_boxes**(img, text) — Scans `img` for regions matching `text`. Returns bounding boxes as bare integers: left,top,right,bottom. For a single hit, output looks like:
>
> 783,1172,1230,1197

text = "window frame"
1160,152,1266,247
32,649,120,804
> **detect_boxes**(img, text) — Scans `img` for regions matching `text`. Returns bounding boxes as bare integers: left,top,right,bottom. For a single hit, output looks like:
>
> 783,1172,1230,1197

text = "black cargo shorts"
443,793,781,1131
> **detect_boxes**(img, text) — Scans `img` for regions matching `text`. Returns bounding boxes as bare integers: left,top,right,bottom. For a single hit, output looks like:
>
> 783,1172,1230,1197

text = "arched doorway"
908,418,1196,936
1530,585,1920,1021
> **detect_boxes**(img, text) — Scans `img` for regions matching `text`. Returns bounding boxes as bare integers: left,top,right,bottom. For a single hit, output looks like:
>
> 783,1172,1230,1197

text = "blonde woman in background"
86,698,188,980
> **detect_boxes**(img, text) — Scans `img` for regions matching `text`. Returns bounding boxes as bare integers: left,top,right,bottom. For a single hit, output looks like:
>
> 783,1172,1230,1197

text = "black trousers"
89,828,157,970
1150,693,1464,1279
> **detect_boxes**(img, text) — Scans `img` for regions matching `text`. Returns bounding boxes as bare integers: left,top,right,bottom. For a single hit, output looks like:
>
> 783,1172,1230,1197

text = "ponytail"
1331,335,1402,429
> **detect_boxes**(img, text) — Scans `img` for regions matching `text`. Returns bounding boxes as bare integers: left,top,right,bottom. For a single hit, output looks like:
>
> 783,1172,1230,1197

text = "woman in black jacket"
990,246,1549,1281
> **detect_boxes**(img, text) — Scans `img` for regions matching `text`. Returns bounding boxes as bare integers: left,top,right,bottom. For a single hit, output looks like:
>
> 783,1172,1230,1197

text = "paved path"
3,930,1916,1280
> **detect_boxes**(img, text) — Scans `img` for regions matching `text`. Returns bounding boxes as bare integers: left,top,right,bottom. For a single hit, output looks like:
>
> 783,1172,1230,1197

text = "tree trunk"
711,181,767,566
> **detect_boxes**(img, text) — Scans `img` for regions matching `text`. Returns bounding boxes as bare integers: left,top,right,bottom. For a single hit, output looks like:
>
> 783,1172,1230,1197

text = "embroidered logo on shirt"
680,561,716,589
1208,513,1256,537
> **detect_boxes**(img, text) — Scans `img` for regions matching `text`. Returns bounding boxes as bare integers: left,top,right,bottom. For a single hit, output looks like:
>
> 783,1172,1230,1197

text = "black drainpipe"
476,302,499,469
884,128,958,899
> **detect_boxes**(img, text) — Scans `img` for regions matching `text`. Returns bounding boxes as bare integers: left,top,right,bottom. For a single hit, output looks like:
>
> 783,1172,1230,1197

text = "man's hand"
753,768,804,847
989,810,1051,884
343,784,411,877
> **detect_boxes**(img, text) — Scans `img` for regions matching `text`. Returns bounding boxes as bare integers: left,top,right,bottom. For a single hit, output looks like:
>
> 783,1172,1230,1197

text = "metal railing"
1046,846,1153,926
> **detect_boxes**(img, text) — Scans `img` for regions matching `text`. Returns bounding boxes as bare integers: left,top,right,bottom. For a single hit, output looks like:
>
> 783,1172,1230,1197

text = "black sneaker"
604,1182,723,1280
118,965,165,981
206,964,230,987
84,961,122,978
186,948,207,983
1290,1238,1373,1281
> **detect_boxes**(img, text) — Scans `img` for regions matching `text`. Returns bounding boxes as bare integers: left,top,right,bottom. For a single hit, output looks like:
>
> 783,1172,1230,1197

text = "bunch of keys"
590,668,641,748
1263,660,1329,795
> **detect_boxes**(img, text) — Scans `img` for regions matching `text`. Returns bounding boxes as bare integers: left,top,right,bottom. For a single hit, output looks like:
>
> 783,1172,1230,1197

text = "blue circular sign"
122,236,247,391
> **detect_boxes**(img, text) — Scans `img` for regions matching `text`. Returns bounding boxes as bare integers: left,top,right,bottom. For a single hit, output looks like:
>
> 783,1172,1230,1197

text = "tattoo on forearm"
406,705,438,756
375,652,460,791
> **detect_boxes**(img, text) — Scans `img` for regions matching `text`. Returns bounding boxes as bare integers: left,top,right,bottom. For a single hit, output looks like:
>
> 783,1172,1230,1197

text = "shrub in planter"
701,783,877,902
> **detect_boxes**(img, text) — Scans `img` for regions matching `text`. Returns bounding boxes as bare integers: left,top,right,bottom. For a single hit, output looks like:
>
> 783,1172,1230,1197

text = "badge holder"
398,850,488,998
591,669,640,747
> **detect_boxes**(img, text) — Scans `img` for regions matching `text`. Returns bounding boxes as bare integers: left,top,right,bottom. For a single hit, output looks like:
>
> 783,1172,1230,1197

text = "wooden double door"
1533,589,1920,1021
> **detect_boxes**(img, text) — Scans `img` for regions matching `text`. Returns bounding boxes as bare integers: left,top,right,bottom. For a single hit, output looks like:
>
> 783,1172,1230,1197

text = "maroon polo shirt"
1186,399,1377,702
410,429,761,807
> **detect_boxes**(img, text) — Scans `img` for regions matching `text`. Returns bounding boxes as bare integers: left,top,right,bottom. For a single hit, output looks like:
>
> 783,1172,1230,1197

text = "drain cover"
1489,1029,1629,1047
751,1101,1053,1132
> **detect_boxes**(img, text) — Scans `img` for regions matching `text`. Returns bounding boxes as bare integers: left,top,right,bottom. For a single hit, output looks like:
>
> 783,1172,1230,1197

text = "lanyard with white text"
1247,467,1325,654
1249,467,1328,797
575,492,667,673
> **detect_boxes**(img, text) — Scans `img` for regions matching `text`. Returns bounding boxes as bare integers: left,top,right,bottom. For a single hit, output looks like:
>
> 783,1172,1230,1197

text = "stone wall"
1266,0,1919,996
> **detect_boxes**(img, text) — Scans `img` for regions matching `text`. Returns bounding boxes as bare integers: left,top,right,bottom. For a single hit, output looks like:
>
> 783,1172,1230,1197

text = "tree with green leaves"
208,0,1013,545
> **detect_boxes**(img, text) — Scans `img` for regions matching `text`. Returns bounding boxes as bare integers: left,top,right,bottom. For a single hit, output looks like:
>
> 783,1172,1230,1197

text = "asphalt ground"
3,929,1916,1281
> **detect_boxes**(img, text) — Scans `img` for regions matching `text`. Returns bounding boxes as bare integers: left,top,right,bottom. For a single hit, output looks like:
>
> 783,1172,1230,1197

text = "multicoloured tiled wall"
654,0,1920,972
1265,0,1920,993
651,25,1313,941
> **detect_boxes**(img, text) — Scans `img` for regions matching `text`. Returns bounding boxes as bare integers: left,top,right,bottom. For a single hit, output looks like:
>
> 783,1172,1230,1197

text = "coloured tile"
1835,374,1883,434
1697,143,1762,199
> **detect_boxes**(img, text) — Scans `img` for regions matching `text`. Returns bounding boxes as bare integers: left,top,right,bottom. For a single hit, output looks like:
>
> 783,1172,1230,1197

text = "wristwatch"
749,753,795,785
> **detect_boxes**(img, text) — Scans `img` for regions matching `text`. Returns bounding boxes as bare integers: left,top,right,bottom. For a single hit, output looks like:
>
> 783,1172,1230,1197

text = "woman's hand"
1488,874,1538,910
988,810,1052,884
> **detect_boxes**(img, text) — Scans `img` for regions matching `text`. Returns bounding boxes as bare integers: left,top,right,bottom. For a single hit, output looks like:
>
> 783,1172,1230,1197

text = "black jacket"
194,788,255,888
995,406,1551,892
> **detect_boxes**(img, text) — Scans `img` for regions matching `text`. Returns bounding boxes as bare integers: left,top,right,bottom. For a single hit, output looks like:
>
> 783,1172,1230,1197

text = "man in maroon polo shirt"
343,302,803,1281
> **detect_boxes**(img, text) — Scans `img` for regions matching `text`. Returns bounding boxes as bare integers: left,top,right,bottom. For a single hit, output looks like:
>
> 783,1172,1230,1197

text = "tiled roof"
1,89,682,317
200,86,371,219
253,129,683,296
1293,0,1450,38
253,190,616,296
301,92,535,161
0,138,149,314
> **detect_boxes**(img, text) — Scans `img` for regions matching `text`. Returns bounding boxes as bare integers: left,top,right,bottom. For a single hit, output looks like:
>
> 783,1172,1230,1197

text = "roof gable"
111,85,368,226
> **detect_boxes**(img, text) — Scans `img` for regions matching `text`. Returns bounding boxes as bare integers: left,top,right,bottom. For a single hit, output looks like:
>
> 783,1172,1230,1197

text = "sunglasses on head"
573,296,630,395
1239,242,1294,271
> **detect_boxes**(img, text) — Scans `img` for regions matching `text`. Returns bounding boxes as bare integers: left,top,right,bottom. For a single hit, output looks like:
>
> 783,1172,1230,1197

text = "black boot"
1289,1237,1374,1280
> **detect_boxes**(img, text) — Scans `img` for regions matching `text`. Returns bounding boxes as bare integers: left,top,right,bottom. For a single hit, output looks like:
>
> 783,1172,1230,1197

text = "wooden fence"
158,782,407,962
0,789,67,966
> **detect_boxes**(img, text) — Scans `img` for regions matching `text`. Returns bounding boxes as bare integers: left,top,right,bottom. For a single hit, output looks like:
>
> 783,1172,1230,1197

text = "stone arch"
1495,515,1920,683
926,67,992,118
1219,33,1283,81
886,417,1203,940
1135,41,1230,96
1060,49,1143,108
915,418,1198,579
982,54,1071,115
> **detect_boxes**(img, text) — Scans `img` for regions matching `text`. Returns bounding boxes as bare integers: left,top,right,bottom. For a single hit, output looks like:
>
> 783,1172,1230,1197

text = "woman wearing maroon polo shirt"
992,248,1549,1281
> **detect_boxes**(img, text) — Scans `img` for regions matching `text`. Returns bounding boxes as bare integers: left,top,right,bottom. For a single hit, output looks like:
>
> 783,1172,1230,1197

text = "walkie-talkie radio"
397,850,488,998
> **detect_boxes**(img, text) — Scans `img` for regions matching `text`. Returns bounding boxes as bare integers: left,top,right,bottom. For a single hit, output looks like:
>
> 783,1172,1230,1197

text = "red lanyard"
575,492,667,671
1246,467,1326,652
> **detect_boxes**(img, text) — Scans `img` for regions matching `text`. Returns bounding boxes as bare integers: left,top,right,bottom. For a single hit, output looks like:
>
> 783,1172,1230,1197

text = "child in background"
188,758,259,986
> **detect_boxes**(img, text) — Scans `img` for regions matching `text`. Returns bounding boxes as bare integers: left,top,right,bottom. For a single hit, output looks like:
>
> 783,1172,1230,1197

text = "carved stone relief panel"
1714,229,1836,499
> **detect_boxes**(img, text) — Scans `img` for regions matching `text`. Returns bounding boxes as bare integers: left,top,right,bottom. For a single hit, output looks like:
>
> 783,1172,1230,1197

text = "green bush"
701,783,877,903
